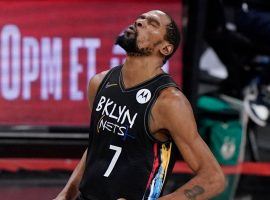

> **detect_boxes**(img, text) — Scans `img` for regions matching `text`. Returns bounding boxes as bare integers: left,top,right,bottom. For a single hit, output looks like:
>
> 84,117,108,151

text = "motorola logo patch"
136,89,151,104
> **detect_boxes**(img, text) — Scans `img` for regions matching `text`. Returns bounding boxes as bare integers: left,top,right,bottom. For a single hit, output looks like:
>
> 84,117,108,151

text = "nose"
136,21,143,28
135,18,145,28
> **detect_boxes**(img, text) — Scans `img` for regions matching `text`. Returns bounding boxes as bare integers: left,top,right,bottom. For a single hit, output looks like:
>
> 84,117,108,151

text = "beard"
115,30,152,57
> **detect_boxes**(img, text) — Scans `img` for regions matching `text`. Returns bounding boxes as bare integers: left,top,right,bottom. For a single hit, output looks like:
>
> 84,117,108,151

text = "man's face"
116,10,171,57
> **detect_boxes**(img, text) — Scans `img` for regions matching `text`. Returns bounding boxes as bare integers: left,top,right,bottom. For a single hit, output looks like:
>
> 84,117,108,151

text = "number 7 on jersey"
104,145,122,177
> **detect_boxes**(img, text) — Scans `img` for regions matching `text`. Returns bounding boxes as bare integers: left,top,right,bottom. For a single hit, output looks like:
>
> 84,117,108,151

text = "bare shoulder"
89,70,110,87
87,70,110,108
153,87,198,140
156,87,192,114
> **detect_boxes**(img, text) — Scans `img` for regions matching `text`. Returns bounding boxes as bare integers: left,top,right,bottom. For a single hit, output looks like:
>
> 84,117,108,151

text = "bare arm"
53,71,109,200
53,149,88,200
152,88,225,200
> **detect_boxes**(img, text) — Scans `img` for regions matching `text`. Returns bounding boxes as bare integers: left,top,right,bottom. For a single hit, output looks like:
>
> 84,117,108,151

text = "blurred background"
0,0,270,199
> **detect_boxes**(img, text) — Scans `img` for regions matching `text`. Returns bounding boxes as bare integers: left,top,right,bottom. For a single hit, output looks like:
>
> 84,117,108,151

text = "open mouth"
124,25,136,37
125,30,135,37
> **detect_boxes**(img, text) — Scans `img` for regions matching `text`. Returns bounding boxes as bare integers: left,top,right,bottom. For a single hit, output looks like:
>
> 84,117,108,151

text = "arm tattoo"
184,185,205,200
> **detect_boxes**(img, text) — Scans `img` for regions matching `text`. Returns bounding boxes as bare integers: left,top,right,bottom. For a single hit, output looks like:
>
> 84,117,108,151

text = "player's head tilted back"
116,10,180,64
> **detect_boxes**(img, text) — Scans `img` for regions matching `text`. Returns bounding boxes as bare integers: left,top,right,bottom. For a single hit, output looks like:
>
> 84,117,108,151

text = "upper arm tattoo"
184,185,205,200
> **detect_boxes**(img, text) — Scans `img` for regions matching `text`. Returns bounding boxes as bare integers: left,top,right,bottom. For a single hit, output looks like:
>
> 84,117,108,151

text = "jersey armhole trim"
87,66,119,152
144,83,180,144
93,66,120,102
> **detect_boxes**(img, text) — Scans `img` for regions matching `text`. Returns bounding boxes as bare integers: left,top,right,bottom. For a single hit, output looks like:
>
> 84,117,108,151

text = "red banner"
0,1,183,126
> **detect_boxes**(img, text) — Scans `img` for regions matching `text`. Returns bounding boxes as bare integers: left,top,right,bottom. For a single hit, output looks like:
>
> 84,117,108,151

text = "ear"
160,43,174,57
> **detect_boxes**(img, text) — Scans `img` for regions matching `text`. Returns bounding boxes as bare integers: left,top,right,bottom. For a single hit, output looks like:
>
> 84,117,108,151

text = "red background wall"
0,1,183,126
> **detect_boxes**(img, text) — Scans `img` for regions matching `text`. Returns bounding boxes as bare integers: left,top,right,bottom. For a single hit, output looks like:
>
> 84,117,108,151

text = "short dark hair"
163,14,181,64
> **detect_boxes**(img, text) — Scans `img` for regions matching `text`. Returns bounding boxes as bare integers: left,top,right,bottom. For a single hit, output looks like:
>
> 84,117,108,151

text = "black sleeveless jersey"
79,65,179,200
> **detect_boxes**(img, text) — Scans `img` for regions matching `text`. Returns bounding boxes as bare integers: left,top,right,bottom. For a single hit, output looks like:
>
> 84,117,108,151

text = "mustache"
128,24,136,32
115,25,137,45
124,24,137,36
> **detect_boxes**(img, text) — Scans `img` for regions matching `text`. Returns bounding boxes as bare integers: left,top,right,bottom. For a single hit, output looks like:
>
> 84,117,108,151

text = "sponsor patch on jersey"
136,89,151,104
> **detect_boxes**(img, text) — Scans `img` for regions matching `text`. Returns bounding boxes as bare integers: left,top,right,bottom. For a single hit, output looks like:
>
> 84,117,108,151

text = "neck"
121,56,164,88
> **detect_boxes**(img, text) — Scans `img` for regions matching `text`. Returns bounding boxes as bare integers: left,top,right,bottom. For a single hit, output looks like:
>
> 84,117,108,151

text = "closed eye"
138,15,146,20
147,17,160,28
148,18,160,27
137,15,160,27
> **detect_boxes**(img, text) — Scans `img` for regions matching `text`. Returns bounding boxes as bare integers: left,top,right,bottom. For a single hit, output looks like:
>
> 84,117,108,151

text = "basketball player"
54,10,225,200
